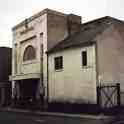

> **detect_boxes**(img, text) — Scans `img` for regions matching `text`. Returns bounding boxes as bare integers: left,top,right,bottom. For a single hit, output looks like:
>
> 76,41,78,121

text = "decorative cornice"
20,35,36,44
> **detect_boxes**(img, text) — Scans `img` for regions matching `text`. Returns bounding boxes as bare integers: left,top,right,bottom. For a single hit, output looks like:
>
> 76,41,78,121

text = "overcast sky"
0,0,124,47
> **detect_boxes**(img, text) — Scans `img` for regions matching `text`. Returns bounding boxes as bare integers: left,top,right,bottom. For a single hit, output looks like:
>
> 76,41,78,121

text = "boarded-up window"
23,45,36,61
54,56,63,70
82,51,87,66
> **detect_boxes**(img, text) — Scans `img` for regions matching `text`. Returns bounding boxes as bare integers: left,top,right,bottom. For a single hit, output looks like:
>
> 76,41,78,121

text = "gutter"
94,41,99,86
46,52,49,104
94,41,100,106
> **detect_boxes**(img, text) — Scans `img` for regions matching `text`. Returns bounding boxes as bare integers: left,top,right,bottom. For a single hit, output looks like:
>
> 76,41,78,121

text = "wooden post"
97,86,101,107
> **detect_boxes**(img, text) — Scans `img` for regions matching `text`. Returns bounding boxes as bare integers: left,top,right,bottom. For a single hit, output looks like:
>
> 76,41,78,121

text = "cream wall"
11,13,47,98
12,14,47,76
48,45,97,104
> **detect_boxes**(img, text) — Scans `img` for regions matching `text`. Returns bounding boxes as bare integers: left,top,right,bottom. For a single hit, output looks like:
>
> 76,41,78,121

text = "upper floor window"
23,45,36,61
54,56,63,70
82,51,87,66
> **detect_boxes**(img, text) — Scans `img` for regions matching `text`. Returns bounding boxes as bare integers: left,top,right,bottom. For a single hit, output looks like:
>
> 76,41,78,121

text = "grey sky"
0,0,123,47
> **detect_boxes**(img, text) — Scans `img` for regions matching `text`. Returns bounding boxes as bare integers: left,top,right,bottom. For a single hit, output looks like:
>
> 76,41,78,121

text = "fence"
97,83,120,108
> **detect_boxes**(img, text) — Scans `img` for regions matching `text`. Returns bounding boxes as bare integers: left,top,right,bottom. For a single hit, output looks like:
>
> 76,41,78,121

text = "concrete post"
12,81,16,99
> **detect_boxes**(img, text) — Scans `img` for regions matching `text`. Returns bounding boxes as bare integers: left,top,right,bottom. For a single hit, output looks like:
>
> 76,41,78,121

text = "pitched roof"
47,16,124,53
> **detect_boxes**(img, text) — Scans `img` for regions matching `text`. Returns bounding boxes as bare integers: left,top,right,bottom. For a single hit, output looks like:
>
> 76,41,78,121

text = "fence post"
117,83,120,106
97,86,101,107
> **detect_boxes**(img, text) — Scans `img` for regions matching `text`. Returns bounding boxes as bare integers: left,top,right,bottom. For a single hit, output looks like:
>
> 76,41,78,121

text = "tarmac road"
0,110,110,124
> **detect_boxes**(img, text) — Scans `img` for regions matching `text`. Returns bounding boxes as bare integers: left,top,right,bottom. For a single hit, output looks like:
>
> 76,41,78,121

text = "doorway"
19,79,39,109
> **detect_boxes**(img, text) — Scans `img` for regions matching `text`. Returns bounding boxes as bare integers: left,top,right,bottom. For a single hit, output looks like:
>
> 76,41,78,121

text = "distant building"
0,47,11,106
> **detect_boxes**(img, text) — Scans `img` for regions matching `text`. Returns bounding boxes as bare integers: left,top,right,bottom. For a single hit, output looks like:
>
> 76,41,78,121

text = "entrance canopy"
9,73,41,81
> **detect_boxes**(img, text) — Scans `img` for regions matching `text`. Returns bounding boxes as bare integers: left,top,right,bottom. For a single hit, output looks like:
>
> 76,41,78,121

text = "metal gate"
97,83,120,108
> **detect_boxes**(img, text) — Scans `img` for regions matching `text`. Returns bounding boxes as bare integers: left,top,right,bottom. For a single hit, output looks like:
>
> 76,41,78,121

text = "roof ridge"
81,16,124,27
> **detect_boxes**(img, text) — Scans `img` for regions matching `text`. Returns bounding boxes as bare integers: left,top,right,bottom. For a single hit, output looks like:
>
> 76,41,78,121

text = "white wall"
48,45,97,104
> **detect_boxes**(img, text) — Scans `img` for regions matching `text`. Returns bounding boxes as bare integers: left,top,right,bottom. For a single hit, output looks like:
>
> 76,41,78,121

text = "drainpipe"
41,44,44,90
94,41,99,86
47,52,49,106
94,41,100,106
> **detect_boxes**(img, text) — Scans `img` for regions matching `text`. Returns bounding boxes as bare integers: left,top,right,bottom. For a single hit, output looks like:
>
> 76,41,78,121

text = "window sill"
55,69,63,72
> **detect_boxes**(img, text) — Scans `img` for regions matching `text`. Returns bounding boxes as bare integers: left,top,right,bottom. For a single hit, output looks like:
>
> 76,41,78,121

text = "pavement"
0,107,116,124
0,110,112,124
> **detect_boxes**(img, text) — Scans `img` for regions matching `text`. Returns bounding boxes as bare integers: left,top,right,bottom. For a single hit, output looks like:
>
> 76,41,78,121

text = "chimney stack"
67,14,82,35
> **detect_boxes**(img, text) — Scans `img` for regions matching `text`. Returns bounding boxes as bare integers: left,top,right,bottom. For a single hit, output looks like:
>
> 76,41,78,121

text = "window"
23,45,36,61
54,56,63,70
82,51,87,66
